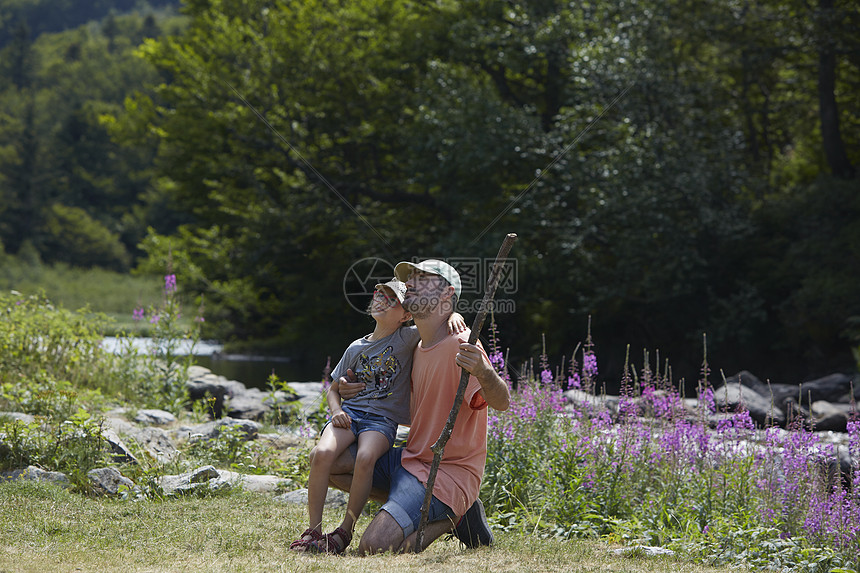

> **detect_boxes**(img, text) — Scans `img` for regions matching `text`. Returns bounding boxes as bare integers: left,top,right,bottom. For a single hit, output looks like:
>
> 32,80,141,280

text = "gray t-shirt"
330,325,421,426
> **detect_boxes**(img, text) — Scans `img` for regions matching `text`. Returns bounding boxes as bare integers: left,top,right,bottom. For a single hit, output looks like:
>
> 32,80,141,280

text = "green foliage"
0,5,186,267
42,204,130,270
263,372,302,427
0,254,165,335
127,273,202,415
1,0,858,382
0,290,120,393
184,424,257,469
0,411,114,490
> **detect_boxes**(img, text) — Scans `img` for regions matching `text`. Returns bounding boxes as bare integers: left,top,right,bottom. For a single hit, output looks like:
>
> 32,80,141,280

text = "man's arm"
455,342,510,411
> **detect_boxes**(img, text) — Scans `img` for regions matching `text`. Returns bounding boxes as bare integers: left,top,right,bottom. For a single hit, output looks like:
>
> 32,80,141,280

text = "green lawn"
0,480,749,573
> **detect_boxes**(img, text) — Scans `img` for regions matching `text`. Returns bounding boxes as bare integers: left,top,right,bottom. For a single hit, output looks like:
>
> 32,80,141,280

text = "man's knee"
358,510,404,555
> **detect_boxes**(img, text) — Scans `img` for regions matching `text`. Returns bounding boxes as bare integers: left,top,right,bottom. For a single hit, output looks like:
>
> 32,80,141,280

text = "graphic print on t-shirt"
354,345,400,400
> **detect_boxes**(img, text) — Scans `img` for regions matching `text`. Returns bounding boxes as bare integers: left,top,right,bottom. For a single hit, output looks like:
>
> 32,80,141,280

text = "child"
290,279,466,554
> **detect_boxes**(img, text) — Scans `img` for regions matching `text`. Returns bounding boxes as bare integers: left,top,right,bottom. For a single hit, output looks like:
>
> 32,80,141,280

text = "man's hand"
455,343,510,411
330,409,352,429
455,343,491,376
337,368,366,400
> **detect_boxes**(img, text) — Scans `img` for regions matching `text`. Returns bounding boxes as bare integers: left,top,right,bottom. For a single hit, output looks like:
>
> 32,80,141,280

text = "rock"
723,370,771,395
611,545,676,557
157,465,299,496
287,382,327,413
134,409,177,426
724,371,857,412
0,465,71,487
130,426,180,464
563,389,619,417
799,373,855,404
103,414,136,435
216,470,295,494
276,487,347,508
225,387,270,421
102,428,138,464
190,417,261,441
810,401,854,432
88,467,135,496
159,465,227,496
712,383,785,427
0,412,36,424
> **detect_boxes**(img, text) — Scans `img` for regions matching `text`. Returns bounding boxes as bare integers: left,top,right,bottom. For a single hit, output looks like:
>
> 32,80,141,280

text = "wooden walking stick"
415,232,518,551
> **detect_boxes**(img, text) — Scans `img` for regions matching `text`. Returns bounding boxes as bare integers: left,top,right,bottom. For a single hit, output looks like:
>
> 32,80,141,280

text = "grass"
0,256,190,335
0,480,748,573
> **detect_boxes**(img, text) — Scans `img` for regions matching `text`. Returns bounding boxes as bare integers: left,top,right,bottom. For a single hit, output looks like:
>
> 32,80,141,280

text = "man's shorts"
370,447,457,538
326,404,398,447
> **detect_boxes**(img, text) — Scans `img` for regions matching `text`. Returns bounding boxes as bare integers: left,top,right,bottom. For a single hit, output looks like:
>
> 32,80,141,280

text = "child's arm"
447,312,468,334
327,377,352,428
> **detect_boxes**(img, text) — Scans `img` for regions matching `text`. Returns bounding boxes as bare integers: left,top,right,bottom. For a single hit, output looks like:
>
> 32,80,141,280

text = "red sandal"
313,526,352,554
289,528,323,551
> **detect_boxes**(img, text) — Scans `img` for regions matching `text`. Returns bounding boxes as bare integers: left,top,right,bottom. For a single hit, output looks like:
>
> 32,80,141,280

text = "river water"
102,337,321,390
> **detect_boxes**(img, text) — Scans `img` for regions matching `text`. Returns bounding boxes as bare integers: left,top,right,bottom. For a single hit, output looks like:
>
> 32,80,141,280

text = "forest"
1,0,858,385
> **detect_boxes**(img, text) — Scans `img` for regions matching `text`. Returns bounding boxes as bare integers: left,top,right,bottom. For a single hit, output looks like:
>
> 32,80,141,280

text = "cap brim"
394,262,418,282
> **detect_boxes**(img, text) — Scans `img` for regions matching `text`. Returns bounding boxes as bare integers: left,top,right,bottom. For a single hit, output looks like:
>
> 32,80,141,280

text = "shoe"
289,527,323,551
312,526,352,554
453,498,493,547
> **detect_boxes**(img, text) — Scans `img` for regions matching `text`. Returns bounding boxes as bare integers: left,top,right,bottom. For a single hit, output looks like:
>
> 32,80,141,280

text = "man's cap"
374,279,407,304
394,259,461,298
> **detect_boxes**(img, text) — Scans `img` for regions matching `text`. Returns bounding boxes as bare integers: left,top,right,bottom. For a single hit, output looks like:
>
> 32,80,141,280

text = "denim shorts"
370,447,456,538
327,404,398,447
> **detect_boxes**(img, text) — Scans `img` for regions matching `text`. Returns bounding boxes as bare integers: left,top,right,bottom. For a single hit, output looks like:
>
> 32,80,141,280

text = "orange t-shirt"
401,330,489,517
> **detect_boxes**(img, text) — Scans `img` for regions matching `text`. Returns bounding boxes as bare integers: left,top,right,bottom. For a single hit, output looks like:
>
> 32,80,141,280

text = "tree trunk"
817,0,855,179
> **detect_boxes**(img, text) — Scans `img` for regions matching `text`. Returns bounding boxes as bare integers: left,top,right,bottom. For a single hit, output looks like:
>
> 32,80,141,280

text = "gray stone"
810,400,853,432
131,426,180,464
216,470,295,494
225,391,269,421
102,428,138,464
190,417,261,441
276,487,347,508
158,465,220,495
0,412,36,424
88,467,134,496
0,465,71,487
612,545,676,558
712,383,785,427
134,409,177,426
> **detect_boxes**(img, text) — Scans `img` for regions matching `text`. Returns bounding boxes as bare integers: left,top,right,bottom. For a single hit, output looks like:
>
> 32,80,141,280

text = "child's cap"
374,279,407,304
394,259,462,298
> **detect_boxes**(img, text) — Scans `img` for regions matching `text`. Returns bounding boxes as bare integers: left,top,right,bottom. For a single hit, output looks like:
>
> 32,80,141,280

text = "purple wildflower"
582,352,598,378
164,274,177,293
133,307,145,321
540,368,553,385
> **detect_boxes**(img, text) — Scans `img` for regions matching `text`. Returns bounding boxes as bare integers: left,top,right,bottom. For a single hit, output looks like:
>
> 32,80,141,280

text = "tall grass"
483,323,860,572
0,254,173,333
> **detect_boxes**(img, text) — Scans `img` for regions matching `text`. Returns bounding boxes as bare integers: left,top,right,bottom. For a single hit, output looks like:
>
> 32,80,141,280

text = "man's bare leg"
358,509,454,555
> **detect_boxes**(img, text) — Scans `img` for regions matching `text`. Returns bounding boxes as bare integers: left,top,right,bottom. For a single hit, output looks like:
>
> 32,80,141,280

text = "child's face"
369,287,410,323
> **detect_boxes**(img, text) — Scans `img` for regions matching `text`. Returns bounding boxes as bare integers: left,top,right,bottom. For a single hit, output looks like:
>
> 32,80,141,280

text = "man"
331,259,510,554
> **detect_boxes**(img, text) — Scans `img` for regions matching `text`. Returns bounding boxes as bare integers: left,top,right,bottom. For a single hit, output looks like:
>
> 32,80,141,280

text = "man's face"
403,270,449,317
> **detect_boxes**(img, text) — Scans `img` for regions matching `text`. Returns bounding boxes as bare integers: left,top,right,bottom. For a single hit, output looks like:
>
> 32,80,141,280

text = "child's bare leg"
304,425,355,540
339,431,390,535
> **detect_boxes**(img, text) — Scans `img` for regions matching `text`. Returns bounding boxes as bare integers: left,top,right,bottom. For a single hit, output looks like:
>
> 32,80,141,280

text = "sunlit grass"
0,258,194,334
0,480,747,573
